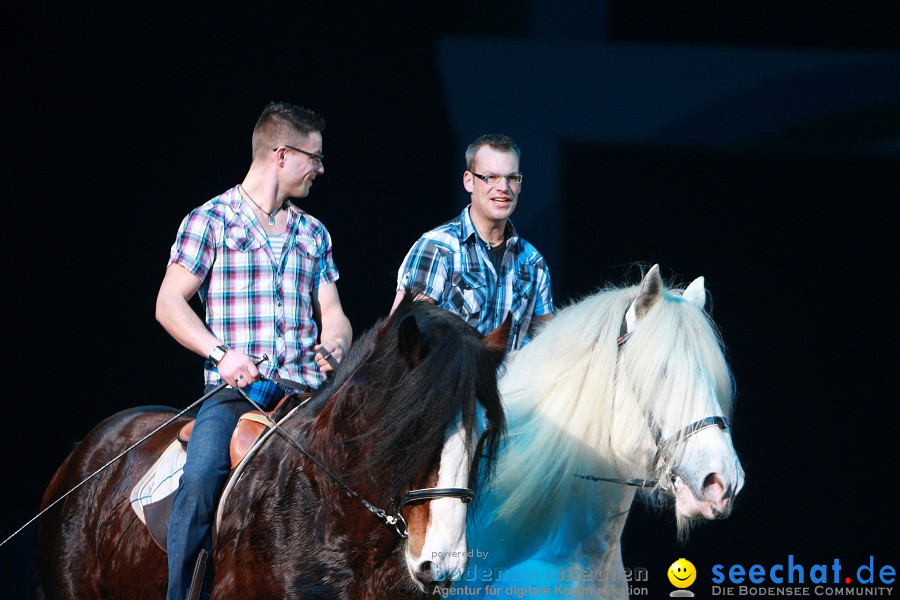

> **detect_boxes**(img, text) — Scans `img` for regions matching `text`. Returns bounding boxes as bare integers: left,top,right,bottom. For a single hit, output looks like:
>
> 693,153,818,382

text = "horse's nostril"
701,472,734,519
703,473,727,499
417,561,436,584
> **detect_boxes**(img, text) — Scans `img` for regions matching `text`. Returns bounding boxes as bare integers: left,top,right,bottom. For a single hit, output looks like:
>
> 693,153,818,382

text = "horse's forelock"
623,286,734,434
326,303,502,503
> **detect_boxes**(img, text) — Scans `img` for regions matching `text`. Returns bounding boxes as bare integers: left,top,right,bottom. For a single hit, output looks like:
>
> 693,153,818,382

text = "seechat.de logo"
710,555,896,596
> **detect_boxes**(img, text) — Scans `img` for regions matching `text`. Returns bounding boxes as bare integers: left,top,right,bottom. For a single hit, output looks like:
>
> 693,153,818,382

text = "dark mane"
311,301,506,504
35,300,508,599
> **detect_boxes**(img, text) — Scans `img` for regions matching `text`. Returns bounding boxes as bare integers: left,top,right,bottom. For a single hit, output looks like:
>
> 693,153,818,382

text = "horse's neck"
308,396,365,454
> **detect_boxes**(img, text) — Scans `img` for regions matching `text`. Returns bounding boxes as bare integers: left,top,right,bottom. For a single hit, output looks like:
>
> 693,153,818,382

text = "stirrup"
186,549,209,600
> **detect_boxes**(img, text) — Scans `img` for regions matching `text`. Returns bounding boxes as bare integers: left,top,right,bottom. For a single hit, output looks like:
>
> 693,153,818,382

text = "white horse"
457,265,745,598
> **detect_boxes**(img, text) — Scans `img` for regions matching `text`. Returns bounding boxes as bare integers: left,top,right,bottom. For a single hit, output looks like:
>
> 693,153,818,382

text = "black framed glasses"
468,170,523,185
275,145,325,164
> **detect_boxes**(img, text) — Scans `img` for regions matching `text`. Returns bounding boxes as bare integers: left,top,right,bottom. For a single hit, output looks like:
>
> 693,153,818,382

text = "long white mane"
482,277,734,556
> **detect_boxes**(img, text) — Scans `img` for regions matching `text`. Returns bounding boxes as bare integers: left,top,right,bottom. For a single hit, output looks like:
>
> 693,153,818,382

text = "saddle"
129,393,311,551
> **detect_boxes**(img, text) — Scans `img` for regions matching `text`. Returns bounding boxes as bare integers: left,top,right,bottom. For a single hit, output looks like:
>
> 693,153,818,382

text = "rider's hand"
314,339,346,373
217,350,260,388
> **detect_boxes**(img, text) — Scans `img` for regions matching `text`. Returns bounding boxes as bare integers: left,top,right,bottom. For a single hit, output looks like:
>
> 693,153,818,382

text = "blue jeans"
166,382,282,600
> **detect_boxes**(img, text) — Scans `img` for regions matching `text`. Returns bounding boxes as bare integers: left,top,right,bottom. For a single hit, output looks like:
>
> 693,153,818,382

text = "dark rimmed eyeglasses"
274,145,325,164
468,170,524,185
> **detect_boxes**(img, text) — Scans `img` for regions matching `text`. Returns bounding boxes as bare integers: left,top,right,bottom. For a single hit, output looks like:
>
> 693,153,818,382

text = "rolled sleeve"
397,237,449,303
314,228,340,288
533,261,554,317
168,210,216,281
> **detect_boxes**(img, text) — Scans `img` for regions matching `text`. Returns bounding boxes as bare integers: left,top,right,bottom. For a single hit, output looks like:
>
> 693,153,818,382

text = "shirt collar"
460,205,521,250
230,185,304,226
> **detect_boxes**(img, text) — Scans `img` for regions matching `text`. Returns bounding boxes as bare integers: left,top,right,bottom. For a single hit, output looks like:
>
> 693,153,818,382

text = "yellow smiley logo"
668,558,697,588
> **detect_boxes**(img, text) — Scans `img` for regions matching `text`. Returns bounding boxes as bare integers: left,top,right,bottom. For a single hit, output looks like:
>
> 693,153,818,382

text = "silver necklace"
240,185,282,226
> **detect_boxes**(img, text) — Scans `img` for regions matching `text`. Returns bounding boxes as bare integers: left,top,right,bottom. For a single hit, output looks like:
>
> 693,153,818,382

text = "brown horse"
36,299,508,599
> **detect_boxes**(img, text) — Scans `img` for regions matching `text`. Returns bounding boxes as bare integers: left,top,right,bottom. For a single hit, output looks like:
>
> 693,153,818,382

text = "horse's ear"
682,276,706,309
397,314,424,367
483,314,511,362
626,264,663,333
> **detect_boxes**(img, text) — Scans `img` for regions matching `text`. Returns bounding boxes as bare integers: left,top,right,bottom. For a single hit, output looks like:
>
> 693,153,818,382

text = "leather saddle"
132,392,312,552
177,393,312,469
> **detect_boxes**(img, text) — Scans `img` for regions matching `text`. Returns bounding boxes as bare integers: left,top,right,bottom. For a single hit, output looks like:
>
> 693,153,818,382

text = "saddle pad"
130,439,186,550
130,439,186,525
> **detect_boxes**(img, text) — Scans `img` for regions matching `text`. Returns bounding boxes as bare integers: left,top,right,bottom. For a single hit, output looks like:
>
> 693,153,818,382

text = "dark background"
4,2,898,596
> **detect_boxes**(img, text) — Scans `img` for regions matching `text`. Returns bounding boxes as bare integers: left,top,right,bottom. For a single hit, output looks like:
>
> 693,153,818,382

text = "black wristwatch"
208,344,229,366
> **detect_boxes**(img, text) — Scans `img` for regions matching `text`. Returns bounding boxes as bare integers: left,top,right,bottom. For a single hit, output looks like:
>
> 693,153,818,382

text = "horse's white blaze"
407,414,472,583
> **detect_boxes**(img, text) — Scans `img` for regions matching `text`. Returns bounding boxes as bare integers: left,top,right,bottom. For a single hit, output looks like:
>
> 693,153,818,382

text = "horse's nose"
413,560,452,594
701,472,734,519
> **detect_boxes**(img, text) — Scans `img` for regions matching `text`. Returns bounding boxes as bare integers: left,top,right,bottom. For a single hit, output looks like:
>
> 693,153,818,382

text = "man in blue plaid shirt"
393,134,553,350
156,102,352,599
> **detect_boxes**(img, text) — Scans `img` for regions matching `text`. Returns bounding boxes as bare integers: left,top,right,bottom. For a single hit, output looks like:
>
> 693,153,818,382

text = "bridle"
576,415,731,490
574,304,731,491
238,379,477,539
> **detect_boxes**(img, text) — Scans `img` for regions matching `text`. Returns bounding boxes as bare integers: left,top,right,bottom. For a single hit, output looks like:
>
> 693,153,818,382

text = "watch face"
210,346,227,364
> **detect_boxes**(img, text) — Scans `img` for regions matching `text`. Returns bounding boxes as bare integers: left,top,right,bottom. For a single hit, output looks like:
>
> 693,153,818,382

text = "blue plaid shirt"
168,185,339,389
397,206,553,350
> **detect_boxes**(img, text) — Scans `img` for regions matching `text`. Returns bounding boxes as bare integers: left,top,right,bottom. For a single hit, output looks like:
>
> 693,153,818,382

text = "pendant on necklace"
268,215,276,226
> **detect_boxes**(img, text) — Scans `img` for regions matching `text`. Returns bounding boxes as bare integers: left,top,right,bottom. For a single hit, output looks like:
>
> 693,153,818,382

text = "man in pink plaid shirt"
155,101,352,599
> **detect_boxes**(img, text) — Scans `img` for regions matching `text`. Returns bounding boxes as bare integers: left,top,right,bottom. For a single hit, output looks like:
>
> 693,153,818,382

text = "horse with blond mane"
457,265,745,598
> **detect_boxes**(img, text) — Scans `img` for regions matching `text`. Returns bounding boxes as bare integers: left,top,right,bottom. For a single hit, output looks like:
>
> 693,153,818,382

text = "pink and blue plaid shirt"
168,185,339,388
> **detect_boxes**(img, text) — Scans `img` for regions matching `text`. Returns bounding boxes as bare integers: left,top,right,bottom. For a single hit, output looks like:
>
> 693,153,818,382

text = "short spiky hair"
251,101,326,160
465,134,521,170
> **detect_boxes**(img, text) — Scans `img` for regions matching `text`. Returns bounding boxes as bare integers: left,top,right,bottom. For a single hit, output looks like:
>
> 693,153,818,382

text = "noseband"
576,307,730,491
398,487,475,510
647,415,731,490
389,487,475,538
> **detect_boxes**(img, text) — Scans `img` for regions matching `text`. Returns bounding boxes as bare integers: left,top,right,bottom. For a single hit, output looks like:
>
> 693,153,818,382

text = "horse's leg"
36,407,187,599
580,499,634,597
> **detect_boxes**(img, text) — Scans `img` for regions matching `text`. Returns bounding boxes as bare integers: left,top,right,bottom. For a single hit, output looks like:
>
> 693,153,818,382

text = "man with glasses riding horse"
393,133,553,349
155,101,352,600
